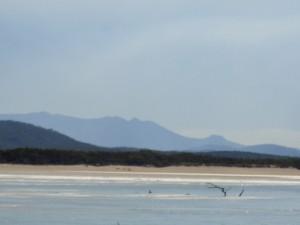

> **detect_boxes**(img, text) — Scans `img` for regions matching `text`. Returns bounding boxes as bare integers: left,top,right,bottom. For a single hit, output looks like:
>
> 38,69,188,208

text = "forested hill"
0,121,100,151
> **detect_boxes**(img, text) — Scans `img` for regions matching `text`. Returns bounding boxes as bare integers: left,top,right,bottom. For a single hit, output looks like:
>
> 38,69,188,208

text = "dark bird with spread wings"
207,183,231,197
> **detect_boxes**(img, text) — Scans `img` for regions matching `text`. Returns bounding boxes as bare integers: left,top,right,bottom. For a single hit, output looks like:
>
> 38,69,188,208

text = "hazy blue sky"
1,0,300,147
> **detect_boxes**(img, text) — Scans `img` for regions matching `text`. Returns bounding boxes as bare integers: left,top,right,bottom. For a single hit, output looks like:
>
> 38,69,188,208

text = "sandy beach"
0,164,300,175
0,164,300,184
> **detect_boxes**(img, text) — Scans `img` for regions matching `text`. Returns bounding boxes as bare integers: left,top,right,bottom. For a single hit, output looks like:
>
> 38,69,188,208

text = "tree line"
0,148,299,169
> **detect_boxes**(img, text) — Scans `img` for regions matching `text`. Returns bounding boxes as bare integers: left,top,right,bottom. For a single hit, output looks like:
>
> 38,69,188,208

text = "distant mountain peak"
130,117,143,123
101,116,126,121
37,111,51,115
206,135,226,141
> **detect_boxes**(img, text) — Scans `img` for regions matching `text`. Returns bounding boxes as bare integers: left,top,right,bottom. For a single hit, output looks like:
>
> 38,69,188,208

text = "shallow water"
0,176,299,225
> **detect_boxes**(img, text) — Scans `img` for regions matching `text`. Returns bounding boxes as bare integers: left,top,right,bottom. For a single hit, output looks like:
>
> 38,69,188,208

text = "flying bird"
207,183,231,197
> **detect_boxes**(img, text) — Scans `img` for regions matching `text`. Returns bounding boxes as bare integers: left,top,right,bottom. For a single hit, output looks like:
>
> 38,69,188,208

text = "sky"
1,0,300,148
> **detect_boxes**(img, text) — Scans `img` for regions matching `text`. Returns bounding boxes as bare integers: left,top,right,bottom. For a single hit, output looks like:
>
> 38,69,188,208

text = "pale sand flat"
0,164,299,184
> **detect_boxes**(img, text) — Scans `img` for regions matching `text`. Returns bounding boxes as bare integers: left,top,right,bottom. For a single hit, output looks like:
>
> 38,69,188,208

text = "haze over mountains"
0,112,299,157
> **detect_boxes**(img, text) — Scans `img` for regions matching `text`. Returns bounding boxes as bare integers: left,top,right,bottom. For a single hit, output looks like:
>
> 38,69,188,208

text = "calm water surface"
0,177,299,225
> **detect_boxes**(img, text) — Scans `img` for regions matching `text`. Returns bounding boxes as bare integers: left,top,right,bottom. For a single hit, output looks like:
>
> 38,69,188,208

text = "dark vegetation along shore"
0,148,299,169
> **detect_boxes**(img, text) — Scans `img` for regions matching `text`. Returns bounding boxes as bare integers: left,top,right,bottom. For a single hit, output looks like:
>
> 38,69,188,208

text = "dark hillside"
0,121,100,151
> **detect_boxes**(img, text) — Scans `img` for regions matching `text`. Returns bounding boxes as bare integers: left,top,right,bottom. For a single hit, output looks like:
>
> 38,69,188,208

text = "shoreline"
1,164,300,185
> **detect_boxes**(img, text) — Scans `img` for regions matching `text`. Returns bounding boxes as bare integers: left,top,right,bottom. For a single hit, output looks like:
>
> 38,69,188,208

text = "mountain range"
0,112,241,150
0,112,299,157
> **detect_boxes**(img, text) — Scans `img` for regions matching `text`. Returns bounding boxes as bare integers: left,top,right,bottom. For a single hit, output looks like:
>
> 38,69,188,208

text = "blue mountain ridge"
0,112,299,157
